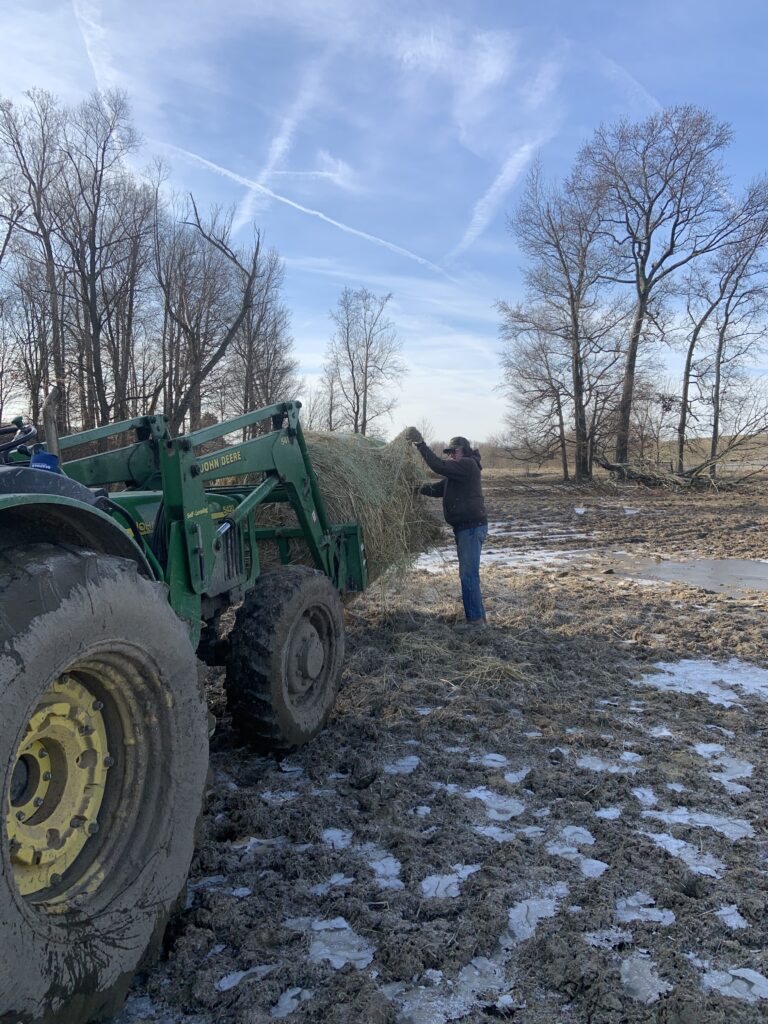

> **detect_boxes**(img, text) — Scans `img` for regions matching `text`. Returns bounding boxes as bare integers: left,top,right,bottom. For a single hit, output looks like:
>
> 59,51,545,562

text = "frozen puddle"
614,892,675,926
215,964,275,993
621,953,673,1005
583,927,632,949
693,743,753,794
505,882,570,945
464,787,526,820
702,967,768,1003
637,658,768,707
640,832,725,877
576,755,641,775
414,546,593,574
421,864,481,898
641,807,754,840
382,958,514,1024
322,828,353,850
271,987,313,1018
383,755,421,775
716,905,749,930
362,844,404,890
286,917,374,970
546,826,609,878
310,872,354,896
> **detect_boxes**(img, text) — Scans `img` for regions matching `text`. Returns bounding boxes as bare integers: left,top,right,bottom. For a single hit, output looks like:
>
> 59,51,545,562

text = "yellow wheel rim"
6,673,111,897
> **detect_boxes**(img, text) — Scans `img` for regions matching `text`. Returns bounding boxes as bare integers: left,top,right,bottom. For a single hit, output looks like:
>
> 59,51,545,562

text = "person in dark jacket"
405,427,488,628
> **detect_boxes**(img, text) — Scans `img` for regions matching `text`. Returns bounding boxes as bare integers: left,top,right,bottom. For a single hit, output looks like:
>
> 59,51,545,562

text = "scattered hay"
257,430,444,582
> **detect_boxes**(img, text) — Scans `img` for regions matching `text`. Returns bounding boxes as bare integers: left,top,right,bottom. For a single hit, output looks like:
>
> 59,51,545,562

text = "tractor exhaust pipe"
31,387,62,473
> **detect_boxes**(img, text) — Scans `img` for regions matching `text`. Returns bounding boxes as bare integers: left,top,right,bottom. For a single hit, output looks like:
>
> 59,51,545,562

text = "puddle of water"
595,806,622,820
469,752,508,768
616,556,768,596
632,787,658,808
322,828,353,850
505,883,569,946
577,755,641,775
414,546,594,574
310,872,354,896
362,844,404,890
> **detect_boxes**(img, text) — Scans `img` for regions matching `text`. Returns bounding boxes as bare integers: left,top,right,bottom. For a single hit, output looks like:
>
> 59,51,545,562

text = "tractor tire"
0,544,208,1024
226,566,345,752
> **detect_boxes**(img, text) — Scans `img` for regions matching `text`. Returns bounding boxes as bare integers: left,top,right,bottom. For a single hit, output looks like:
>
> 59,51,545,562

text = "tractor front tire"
226,566,345,752
0,544,208,1024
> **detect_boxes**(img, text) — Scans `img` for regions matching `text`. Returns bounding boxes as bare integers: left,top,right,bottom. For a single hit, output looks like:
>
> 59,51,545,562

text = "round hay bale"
256,430,443,582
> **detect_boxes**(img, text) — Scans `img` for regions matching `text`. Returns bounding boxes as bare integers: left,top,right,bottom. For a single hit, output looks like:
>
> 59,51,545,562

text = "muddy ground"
118,474,768,1024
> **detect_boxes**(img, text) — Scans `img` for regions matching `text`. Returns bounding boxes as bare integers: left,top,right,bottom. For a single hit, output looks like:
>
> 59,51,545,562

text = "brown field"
117,473,768,1024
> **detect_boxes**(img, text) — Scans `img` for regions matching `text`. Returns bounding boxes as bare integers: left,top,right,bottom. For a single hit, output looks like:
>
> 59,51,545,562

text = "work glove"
404,426,424,444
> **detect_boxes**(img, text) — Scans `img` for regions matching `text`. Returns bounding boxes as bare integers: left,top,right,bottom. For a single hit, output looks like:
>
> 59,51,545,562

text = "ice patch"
641,807,754,840
637,657,768,707
215,964,275,992
415,805,431,817
632,788,658,808
420,864,481,898
464,787,526,820
640,831,724,878
546,826,608,878
415,706,434,716
310,873,354,896
621,953,673,1004
505,883,569,945
574,506,586,515
701,967,768,1003
469,752,508,768
383,755,420,775
230,886,252,898
577,755,640,775
504,767,531,785
583,927,633,949
271,987,313,1018
693,743,753,794
260,790,299,806
614,892,675,926
475,824,516,843
666,782,686,793
649,725,673,738
361,844,404,890
382,956,514,1023
307,918,374,970
595,806,622,820
621,750,643,763
322,828,353,850
716,905,749,930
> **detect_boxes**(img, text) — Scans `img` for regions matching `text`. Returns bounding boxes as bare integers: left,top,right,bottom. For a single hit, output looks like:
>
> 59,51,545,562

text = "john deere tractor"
0,396,367,1023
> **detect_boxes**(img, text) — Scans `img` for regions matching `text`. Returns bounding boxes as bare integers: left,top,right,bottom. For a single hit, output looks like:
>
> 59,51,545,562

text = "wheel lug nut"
15,811,25,821
34,797,44,807
103,756,115,768
70,816,85,829
92,700,104,711
38,750,48,758
42,771,52,781
50,873,62,886
79,724,93,735
87,822,99,835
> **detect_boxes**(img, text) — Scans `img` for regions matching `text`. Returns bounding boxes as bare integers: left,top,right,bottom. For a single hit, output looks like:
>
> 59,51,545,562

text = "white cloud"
449,138,544,259
165,144,452,278
595,53,661,114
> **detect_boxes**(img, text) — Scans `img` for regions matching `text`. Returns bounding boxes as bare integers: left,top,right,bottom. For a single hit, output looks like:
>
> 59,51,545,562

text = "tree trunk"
614,297,647,464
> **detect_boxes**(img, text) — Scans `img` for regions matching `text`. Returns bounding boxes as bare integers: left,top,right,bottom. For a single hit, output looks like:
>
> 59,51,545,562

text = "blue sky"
1,1,767,440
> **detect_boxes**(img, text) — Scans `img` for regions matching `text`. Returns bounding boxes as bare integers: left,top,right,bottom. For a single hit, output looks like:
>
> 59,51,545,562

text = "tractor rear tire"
0,544,208,1024
226,566,345,752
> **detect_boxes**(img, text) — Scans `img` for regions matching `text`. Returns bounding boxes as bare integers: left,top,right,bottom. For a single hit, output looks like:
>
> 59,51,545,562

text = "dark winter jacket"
416,443,487,532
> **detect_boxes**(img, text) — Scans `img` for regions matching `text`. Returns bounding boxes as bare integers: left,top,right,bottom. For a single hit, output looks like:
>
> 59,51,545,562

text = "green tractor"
0,396,367,1023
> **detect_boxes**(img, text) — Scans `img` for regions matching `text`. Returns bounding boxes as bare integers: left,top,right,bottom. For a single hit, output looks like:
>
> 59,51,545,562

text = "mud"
117,475,768,1024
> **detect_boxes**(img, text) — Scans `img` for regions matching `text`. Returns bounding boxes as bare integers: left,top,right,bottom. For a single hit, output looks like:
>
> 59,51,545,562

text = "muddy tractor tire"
0,544,208,1024
226,565,345,752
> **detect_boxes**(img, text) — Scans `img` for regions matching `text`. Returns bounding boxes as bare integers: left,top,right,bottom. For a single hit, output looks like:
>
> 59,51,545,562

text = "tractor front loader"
0,399,367,1024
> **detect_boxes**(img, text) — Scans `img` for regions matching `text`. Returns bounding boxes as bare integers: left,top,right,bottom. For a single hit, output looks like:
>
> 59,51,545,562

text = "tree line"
498,105,768,482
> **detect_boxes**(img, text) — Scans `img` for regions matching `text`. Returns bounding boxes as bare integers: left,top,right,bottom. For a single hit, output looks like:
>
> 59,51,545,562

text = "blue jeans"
454,524,487,621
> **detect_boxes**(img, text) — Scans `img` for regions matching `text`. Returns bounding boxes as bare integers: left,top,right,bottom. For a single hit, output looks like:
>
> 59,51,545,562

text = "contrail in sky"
166,144,453,279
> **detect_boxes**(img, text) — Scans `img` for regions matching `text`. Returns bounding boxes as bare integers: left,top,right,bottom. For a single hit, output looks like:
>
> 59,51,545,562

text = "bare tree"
154,195,264,432
576,106,740,464
323,287,405,435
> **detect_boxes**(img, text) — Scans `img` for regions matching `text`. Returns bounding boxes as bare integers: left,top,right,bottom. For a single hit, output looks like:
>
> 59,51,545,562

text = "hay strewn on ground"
256,430,444,582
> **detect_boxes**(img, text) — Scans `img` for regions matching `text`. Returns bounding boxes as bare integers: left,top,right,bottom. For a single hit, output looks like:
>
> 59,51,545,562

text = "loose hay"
257,431,444,582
